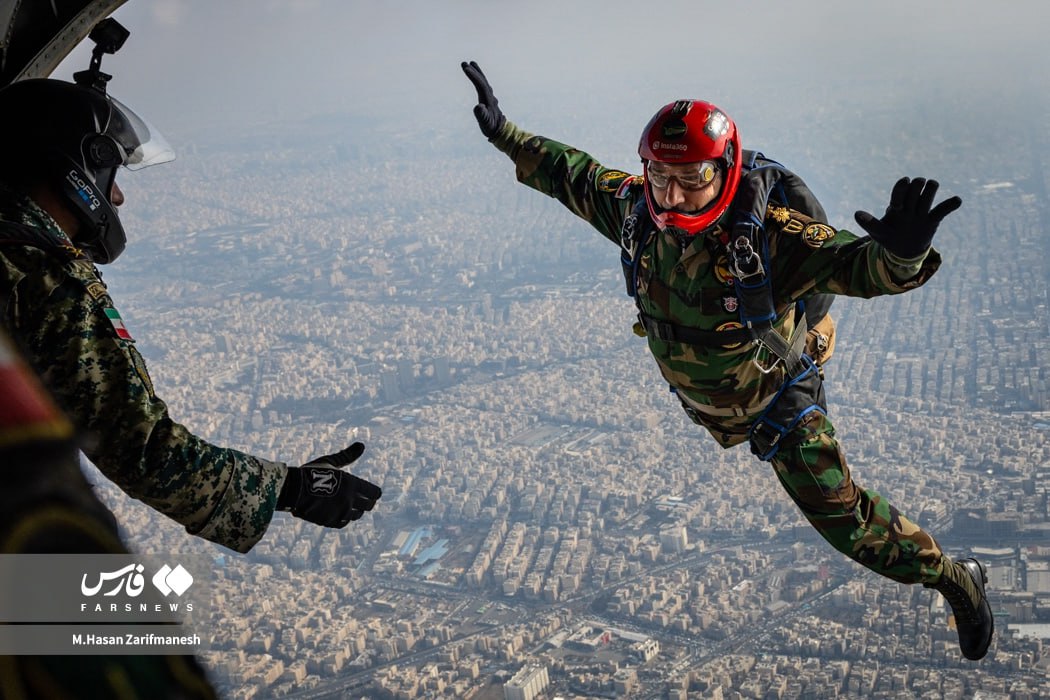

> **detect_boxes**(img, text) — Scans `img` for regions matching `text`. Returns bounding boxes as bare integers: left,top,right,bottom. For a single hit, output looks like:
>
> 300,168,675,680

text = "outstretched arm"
769,176,959,303
460,60,638,245
6,251,381,552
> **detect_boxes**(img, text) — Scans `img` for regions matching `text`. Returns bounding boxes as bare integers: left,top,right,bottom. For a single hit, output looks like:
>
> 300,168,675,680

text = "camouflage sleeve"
4,252,286,553
489,120,640,245
762,206,942,303
882,248,931,282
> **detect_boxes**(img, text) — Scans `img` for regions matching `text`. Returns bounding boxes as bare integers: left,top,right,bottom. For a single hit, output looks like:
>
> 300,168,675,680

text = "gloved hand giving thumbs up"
277,442,382,528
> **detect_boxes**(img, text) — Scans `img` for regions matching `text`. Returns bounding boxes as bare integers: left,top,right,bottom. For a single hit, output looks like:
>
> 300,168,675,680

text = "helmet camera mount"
73,18,130,94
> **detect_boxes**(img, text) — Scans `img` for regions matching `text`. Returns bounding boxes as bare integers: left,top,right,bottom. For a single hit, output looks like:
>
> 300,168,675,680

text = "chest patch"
715,321,746,349
713,256,735,286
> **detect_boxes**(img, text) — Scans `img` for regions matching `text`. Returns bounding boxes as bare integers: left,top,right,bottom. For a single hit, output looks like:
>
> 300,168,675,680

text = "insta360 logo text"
81,564,194,598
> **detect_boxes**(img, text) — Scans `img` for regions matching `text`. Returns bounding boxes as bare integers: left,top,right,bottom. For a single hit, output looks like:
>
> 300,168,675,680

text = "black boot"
926,558,994,660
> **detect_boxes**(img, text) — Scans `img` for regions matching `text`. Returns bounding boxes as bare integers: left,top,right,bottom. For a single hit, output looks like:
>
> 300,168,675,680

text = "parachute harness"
620,152,827,460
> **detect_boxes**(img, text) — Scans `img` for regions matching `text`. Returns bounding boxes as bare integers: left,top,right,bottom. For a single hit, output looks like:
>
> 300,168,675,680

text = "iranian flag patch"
104,307,133,340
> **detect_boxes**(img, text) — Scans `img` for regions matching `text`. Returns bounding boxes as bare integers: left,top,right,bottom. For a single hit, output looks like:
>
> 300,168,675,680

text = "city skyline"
34,1,1050,697
78,76,1050,696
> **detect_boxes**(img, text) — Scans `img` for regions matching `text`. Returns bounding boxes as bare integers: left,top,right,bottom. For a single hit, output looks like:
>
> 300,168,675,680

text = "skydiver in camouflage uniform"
0,75,382,555
462,61,993,661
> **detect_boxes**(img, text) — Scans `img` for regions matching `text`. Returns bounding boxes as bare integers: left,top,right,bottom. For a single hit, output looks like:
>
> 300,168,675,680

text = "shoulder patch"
596,169,631,193
802,222,836,248
67,259,114,304
85,281,108,301
615,175,641,200
600,168,630,192
129,346,155,398
616,176,640,200
767,205,815,236
768,205,792,224
103,307,134,341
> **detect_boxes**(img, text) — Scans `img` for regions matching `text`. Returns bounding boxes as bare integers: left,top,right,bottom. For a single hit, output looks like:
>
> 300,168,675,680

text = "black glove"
853,177,962,259
461,60,506,139
277,442,382,528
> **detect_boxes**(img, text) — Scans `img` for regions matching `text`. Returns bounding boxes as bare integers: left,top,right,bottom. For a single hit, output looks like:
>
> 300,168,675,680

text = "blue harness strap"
729,155,830,460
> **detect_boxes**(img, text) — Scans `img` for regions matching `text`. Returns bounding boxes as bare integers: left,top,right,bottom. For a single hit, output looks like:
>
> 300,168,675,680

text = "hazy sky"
54,0,1048,147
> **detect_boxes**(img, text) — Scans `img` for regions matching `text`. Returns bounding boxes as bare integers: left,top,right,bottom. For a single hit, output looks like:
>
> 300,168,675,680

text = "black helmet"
0,79,174,263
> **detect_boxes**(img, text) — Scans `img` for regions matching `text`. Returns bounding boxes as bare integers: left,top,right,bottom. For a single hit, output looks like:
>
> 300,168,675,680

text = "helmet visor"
108,96,176,170
646,160,718,191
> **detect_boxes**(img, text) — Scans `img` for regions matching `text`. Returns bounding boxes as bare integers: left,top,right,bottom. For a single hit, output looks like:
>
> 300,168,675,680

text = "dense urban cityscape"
85,80,1049,699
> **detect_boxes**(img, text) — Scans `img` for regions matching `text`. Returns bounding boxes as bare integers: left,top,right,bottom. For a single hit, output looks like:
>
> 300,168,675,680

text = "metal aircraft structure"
0,0,126,86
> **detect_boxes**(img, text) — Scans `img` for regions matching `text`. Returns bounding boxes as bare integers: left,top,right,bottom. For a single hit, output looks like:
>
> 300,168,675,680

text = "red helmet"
638,99,742,235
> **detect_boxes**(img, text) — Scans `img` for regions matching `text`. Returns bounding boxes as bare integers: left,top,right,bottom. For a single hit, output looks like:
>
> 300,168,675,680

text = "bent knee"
773,430,861,516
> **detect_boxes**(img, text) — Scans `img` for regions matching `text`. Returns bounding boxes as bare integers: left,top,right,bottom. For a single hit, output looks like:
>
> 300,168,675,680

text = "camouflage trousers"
677,315,946,586
770,412,945,584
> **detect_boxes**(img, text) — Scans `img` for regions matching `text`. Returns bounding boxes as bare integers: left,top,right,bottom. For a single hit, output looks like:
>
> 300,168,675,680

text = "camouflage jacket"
491,121,942,446
0,187,286,552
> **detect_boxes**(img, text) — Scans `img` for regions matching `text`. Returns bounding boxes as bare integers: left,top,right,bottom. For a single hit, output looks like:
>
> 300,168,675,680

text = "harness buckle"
749,418,784,460
638,314,676,343
729,226,764,280
750,338,782,375
654,320,676,342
